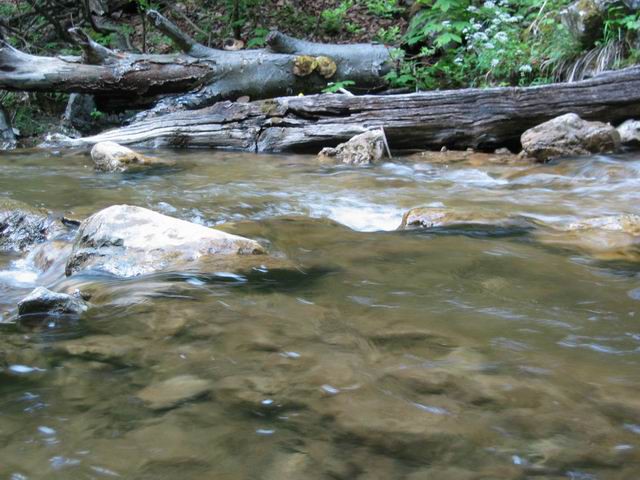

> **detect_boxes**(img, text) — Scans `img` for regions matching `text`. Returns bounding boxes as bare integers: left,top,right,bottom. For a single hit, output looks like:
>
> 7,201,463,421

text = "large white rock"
520,113,620,161
617,119,640,146
65,205,266,277
90,141,173,172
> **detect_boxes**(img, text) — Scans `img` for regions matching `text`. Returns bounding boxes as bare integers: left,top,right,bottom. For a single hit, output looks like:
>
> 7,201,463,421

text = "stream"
0,149,639,479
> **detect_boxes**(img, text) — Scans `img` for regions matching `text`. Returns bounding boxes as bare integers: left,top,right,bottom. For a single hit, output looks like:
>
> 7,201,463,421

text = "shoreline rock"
318,130,385,166
617,119,640,147
520,113,620,162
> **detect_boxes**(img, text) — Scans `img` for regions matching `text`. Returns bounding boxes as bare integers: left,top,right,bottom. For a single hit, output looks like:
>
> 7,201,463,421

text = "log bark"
61,65,640,152
0,10,390,111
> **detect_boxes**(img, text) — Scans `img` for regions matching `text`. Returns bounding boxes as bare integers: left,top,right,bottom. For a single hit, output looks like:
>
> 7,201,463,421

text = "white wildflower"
519,64,532,73
484,1,496,8
454,57,464,65
491,58,500,67
494,32,509,43
485,42,495,49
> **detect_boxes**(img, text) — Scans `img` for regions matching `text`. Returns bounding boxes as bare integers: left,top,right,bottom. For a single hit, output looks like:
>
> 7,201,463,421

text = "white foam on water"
311,203,404,232
0,267,38,288
441,168,509,186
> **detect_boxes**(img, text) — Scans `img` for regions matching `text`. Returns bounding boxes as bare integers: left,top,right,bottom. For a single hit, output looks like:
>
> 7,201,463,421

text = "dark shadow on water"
166,265,336,294
398,224,536,239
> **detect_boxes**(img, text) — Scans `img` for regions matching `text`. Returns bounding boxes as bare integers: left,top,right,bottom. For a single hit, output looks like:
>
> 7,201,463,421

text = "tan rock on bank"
318,130,385,166
520,113,620,162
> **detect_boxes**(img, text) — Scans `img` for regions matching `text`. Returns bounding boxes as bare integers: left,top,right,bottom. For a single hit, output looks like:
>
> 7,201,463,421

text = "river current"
0,149,639,479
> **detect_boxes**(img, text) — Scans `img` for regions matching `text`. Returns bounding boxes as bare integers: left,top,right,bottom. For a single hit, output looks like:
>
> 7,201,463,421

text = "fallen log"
0,10,390,111
61,65,640,152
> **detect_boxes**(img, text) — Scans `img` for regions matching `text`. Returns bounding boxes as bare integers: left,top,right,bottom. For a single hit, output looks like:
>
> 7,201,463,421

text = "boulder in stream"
520,113,620,162
617,119,640,146
318,130,385,166
18,287,89,317
65,204,266,277
0,198,60,252
91,141,174,172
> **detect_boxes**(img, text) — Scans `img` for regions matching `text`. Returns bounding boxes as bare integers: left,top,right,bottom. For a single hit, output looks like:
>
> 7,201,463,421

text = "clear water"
0,149,639,479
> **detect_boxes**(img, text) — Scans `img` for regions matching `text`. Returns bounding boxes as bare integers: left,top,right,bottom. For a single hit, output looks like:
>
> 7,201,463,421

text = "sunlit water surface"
0,149,639,479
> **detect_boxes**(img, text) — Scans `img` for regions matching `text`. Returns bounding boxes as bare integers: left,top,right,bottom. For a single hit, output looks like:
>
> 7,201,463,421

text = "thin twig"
379,126,392,159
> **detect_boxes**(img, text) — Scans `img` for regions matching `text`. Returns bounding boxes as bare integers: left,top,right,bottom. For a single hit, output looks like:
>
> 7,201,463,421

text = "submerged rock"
398,207,531,231
318,130,385,165
136,374,211,410
65,204,266,277
537,214,640,260
17,287,88,317
409,149,530,166
0,198,59,252
55,335,141,365
91,141,174,172
617,119,640,146
566,214,640,235
520,113,620,162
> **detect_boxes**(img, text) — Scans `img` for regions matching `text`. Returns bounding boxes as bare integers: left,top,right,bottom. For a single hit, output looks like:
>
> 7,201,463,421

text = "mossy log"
0,10,390,111
63,65,640,152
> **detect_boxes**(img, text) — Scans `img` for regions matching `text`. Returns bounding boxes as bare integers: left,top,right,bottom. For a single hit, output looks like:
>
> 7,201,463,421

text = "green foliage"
90,109,105,120
136,0,159,11
602,5,640,44
322,80,356,93
365,0,402,18
389,0,583,90
247,27,269,48
1,92,68,137
375,25,401,44
321,0,353,34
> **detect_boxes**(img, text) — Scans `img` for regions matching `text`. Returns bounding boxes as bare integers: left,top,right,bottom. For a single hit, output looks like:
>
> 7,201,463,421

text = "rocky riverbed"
0,148,639,479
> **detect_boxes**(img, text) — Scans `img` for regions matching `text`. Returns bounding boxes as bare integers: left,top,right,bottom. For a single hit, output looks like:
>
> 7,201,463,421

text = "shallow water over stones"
0,149,639,479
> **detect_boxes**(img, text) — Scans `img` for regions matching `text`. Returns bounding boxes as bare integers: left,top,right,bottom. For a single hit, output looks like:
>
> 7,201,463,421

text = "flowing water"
1,149,639,479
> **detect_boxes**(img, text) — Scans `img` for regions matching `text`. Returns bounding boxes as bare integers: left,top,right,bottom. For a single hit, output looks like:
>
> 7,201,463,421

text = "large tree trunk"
0,10,390,112
59,65,640,152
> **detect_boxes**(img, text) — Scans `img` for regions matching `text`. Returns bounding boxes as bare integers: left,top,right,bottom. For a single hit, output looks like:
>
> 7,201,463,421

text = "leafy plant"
321,0,353,34
247,27,269,48
389,0,582,90
365,0,402,18
375,25,401,44
90,109,105,120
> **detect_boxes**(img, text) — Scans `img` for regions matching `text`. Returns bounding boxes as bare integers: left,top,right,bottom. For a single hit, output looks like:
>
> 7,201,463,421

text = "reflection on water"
0,149,639,479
